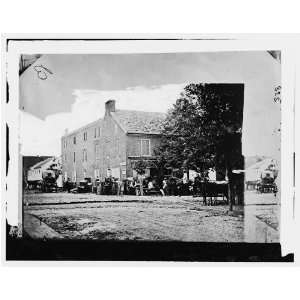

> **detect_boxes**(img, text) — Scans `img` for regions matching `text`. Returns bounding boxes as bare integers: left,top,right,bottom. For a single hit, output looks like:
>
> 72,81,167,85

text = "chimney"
105,100,116,115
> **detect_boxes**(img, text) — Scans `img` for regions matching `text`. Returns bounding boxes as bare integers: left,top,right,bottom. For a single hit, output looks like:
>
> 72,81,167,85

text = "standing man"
162,177,168,196
66,177,72,193
193,173,201,197
200,172,208,205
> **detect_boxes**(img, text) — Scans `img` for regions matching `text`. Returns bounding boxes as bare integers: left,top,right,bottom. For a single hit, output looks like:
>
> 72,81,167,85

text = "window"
83,132,87,141
94,127,101,138
73,136,76,145
95,144,100,159
72,171,76,182
82,149,87,162
73,152,76,162
140,139,150,156
94,169,100,178
116,138,120,154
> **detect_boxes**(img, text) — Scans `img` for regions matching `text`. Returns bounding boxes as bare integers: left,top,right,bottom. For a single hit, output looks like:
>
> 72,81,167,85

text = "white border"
2,35,298,264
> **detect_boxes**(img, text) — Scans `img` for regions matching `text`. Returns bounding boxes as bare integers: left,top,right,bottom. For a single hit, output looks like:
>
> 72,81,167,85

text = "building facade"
61,119,102,183
61,100,165,184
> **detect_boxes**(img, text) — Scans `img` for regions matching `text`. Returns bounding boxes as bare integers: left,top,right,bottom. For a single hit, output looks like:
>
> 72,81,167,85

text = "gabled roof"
23,156,52,172
245,158,278,181
111,109,166,135
246,158,278,171
31,157,54,169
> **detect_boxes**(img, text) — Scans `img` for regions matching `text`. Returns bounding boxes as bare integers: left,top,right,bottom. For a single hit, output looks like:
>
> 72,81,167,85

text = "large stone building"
61,100,165,184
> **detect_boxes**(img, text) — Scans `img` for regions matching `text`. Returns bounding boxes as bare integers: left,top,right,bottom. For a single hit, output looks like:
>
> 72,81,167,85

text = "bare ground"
24,192,279,242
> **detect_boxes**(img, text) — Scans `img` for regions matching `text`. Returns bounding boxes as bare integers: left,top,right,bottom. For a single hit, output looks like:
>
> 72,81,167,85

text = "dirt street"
23,191,280,243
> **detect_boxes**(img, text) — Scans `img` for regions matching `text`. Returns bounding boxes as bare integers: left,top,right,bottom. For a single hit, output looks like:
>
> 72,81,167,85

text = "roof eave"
110,112,128,133
127,131,162,136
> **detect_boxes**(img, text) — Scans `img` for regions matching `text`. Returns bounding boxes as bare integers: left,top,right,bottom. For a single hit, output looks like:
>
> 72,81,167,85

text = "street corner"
24,213,63,240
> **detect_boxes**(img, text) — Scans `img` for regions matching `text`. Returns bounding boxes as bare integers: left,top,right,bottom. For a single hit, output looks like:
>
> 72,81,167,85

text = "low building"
245,157,279,184
23,155,52,184
27,156,61,183
61,100,165,184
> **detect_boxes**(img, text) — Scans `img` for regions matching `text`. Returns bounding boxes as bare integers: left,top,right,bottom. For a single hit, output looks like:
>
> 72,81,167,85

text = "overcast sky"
19,51,281,159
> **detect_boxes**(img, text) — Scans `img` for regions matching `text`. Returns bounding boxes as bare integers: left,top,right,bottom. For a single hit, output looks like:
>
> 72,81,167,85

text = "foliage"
155,83,244,175
132,159,148,175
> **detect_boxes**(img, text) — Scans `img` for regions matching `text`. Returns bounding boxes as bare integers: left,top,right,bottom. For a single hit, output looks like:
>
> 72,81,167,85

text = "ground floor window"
94,169,100,178
111,167,120,179
72,171,76,182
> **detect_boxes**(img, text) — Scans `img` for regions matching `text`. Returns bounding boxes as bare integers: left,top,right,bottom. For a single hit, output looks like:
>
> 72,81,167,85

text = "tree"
155,83,244,210
132,160,147,176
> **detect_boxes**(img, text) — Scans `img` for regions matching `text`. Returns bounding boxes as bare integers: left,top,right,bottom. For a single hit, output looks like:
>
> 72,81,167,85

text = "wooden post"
139,176,144,196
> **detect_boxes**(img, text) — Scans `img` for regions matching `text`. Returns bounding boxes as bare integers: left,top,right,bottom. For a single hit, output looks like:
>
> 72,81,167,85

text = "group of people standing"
94,175,194,196
131,175,208,197
63,172,212,198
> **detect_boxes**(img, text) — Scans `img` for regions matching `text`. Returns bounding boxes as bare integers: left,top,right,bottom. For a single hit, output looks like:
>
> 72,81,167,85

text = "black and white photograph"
3,38,295,262
2,1,300,298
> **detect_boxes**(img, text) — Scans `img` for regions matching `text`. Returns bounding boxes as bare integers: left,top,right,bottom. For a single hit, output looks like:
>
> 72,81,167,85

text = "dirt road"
24,191,279,242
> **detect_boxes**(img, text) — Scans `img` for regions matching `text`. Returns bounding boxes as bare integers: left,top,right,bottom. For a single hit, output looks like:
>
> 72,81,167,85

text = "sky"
19,52,281,159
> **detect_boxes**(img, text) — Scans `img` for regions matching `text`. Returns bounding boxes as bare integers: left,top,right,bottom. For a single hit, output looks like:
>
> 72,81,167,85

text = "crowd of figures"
62,173,230,205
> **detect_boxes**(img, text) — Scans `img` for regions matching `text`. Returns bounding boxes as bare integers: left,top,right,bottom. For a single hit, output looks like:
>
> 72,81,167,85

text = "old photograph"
4,40,292,262
19,51,281,242
2,3,300,299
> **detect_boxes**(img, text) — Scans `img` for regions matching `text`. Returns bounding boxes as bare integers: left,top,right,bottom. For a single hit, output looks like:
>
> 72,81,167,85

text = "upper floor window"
94,127,101,138
73,136,76,145
140,139,150,156
83,132,87,141
116,138,120,153
63,140,67,148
